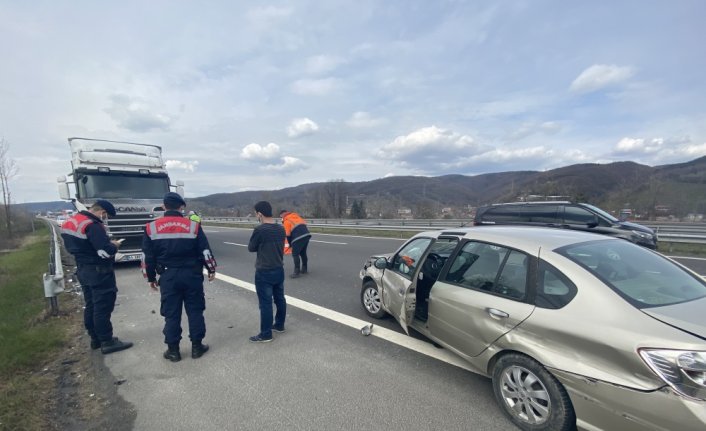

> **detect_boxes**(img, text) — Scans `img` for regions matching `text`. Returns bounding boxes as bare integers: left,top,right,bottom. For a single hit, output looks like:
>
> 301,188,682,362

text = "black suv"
473,201,657,249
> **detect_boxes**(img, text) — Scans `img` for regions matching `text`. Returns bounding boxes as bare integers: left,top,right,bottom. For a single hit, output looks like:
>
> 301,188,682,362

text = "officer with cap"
61,200,133,354
141,192,217,362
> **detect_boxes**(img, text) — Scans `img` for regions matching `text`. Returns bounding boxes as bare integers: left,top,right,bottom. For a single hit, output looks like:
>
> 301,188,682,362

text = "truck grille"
106,213,155,252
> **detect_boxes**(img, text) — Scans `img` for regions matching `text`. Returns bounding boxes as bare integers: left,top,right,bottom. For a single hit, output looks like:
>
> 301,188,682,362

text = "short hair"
254,201,273,217
279,210,287,216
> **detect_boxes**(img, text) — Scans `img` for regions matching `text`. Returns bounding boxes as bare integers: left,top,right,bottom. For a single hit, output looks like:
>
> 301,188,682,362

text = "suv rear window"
556,240,706,308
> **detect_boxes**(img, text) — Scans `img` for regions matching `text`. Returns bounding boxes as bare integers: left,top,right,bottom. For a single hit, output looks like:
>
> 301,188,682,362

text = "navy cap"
94,199,116,216
163,192,186,208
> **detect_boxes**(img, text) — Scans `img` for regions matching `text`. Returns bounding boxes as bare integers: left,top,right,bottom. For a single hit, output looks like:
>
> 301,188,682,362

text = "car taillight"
639,349,706,401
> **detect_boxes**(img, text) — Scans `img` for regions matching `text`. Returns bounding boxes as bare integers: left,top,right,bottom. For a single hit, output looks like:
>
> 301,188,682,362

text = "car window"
563,206,596,225
445,241,529,301
557,240,706,308
495,250,529,299
484,205,528,222
392,237,432,279
523,205,560,223
536,261,577,309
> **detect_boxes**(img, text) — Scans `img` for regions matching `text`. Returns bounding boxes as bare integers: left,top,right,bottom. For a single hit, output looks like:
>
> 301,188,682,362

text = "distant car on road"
473,201,657,249
359,226,705,431
56,215,67,227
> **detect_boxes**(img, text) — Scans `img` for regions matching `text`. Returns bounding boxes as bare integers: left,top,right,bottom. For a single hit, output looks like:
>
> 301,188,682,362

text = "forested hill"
19,156,706,219
193,156,706,219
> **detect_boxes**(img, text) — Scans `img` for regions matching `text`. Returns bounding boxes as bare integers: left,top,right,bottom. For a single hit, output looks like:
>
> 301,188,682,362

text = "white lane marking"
667,255,706,261
214,272,473,372
224,242,248,247
311,240,347,245
203,230,221,233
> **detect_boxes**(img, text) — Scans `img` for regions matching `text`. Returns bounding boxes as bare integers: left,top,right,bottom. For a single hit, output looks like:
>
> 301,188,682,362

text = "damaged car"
359,226,706,431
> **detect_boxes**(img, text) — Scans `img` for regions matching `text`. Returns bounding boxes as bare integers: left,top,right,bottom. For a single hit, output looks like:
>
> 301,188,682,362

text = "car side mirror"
374,257,389,269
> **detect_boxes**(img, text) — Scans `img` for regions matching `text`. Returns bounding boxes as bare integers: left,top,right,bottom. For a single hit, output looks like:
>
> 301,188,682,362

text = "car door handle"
486,308,509,319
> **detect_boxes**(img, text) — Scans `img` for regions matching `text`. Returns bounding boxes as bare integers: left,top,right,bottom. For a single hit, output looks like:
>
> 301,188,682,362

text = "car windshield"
581,203,619,222
556,240,706,308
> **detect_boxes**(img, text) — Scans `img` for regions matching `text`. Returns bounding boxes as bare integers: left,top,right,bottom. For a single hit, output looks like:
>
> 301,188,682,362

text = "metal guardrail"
203,217,706,245
43,219,65,314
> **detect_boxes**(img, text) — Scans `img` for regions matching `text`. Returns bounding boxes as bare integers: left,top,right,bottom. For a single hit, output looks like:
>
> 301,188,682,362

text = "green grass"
0,225,71,430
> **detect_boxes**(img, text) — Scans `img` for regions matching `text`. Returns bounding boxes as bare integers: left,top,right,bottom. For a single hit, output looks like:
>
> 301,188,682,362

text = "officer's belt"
157,263,203,273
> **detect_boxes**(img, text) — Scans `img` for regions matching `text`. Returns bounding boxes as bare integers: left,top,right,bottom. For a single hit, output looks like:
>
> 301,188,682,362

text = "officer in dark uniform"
61,200,133,354
141,192,217,362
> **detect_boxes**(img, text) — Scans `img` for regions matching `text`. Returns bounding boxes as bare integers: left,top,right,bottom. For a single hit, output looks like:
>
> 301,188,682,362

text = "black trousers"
77,265,117,343
290,236,310,273
159,267,206,345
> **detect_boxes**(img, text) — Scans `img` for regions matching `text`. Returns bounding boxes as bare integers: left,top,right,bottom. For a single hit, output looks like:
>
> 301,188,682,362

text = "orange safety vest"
281,212,307,236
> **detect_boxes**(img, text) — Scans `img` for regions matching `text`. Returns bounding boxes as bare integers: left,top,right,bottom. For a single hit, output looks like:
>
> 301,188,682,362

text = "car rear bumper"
551,368,706,431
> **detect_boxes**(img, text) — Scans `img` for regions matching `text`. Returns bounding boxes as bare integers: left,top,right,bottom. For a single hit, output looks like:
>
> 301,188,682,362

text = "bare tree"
0,138,19,236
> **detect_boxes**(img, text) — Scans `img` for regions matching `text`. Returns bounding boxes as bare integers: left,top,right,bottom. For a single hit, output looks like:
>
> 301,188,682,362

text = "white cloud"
104,94,176,132
240,143,281,161
612,136,706,162
346,112,386,128
265,156,309,172
570,64,635,94
383,126,480,158
287,118,319,138
165,160,199,172
290,78,339,96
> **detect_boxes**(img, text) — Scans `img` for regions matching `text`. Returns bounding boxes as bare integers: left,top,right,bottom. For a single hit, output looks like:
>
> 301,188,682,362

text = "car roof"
414,225,615,253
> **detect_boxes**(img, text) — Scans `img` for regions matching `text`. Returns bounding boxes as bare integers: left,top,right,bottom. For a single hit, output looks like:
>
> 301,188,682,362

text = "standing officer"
141,192,217,362
279,209,312,278
61,200,133,354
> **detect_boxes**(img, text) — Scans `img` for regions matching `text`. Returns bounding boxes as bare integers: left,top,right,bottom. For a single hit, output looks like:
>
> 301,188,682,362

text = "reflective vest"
60,211,115,264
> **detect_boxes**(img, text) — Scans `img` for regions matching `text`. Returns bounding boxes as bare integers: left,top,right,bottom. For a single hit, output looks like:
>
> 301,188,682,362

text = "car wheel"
361,280,386,319
492,353,575,431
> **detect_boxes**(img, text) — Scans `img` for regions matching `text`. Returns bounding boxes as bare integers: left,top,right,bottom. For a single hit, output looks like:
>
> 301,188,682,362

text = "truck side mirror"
174,180,185,197
57,176,70,200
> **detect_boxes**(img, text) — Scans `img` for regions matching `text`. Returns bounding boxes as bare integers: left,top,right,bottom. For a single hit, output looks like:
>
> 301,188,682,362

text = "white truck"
57,137,184,263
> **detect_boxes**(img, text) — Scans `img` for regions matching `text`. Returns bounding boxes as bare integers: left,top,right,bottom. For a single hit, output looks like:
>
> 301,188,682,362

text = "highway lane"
203,226,706,321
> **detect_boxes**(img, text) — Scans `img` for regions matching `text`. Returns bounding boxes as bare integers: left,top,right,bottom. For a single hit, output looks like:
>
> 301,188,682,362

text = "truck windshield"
77,173,170,199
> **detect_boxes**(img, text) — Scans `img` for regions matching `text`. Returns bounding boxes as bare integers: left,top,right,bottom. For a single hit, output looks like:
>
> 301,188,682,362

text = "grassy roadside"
0,225,72,430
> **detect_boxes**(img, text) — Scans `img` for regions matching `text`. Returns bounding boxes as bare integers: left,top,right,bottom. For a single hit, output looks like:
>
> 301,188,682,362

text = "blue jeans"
254,267,286,338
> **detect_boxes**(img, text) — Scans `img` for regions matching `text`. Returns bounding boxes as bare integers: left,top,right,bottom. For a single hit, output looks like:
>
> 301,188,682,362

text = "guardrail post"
43,221,65,315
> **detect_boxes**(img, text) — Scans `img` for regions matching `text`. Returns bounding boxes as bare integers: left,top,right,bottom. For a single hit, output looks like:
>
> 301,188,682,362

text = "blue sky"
1,0,705,202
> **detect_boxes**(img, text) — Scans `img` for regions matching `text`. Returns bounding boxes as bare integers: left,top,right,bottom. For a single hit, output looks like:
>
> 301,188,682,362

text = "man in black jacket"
141,192,217,362
248,201,287,342
61,200,133,354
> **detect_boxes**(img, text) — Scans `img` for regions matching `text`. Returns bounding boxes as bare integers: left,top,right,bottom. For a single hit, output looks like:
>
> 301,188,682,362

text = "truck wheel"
361,281,386,319
492,353,575,431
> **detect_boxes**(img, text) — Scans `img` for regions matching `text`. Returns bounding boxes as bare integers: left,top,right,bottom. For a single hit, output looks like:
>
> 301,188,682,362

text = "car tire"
492,353,575,431
361,280,386,319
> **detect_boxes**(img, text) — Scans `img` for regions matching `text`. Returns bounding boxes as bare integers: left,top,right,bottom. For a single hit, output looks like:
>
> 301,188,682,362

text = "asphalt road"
99,226,706,431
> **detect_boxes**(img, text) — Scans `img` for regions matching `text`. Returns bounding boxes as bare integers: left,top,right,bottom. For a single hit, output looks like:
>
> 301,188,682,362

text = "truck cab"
57,137,184,263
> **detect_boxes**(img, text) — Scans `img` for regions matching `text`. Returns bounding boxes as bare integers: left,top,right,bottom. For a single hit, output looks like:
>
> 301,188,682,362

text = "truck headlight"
639,349,706,401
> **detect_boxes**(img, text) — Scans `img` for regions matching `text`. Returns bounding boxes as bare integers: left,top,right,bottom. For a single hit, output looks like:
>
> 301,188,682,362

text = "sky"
1,0,705,203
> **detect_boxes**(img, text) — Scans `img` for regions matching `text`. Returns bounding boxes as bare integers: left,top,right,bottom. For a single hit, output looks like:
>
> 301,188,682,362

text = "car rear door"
427,241,535,357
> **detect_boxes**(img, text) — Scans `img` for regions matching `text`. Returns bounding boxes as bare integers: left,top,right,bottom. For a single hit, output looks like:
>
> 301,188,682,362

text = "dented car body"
359,226,706,431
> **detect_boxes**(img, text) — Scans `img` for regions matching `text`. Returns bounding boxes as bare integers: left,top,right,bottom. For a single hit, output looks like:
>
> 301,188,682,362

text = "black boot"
90,338,101,350
100,337,133,354
191,341,209,359
163,344,181,362
301,265,308,274
290,268,300,278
